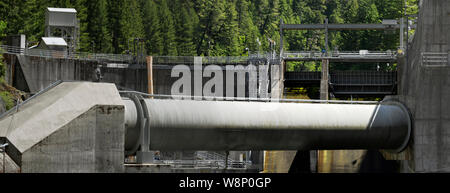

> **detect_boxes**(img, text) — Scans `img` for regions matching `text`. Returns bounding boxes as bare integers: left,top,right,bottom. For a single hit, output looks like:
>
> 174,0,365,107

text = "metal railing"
2,44,400,65
283,50,397,60
421,52,449,67
153,56,252,65
1,44,280,65
0,44,136,63
161,159,250,169
330,71,397,85
119,90,380,104
151,151,252,169
0,45,25,54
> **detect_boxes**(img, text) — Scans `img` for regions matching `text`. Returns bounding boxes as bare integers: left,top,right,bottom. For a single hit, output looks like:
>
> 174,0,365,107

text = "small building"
37,37,68,51
45,7,79,51
45,8,77,27
28,37,68,58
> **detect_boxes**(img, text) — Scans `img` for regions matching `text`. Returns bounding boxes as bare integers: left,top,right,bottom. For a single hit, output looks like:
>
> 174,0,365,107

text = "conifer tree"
142,0,163,55
86,0,112,53
236,0,261,54
174,0,197,56
118,0,145,54
158,0,177,56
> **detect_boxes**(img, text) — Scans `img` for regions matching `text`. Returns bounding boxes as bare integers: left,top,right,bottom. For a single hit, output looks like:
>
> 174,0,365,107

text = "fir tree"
174,0,197,56
118,0,145,54
158,0,177,56
86,0,112,53
236,0,260,54
141,0,163,55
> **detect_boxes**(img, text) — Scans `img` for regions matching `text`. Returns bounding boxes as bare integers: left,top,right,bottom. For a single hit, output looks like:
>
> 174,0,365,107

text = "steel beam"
282,57,397,63
281,24,400,30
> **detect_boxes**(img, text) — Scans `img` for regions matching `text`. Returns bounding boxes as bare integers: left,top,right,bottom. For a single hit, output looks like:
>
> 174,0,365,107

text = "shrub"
0,91,15,110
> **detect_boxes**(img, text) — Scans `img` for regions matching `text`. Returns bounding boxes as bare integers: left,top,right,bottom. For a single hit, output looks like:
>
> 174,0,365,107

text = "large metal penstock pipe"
123,99,411,154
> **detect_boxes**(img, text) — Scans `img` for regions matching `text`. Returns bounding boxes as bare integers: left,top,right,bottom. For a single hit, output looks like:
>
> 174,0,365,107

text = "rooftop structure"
45,7,79,52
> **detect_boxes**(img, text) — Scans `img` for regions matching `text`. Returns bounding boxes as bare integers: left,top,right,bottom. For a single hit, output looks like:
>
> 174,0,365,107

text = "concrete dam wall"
395,0,450,172
6,55,276,98
9,55,149,94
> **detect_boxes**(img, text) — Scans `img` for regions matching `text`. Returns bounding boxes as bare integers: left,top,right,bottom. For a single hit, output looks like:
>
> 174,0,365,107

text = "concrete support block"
94,105,125,172
20,105,125,173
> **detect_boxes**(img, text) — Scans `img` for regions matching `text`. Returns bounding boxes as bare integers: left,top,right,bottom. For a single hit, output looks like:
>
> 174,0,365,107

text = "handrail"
0,44,271,64
283,50,397,59
119,90,380,104
161,159,251,169
0,80,63,120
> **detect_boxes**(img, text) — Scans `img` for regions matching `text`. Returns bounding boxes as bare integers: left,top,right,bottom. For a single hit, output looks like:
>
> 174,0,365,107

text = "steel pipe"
123,98,138,129
124,99,411,153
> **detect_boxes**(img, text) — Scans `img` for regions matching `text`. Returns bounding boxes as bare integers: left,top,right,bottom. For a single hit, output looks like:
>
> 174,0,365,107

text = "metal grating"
421,52,449,67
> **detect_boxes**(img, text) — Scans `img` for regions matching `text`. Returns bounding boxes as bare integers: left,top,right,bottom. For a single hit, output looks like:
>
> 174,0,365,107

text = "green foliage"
0,20,6,39
141,0,163,55
0,0,408,60
158,0,177,56
86,0,112,53
0,91,14,110
118,0,145,53
0,20,5,78
0,54,4,78
173,0,197,56
0,50,4,78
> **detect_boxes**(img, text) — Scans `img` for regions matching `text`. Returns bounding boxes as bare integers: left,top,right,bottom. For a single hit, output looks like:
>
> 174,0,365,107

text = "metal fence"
1,44,277,65
153,56,251,65
283,50,397,59
158,151,252,169
0,45,25,54
1,44,135,63
330,71,397,85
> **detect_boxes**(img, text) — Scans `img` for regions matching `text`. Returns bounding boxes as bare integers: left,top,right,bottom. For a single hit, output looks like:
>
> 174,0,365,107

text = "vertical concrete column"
320,59,329,100
7,56,15,86
316,59,330,173
270,64,281,100
400,17,405,51
280,60,286,99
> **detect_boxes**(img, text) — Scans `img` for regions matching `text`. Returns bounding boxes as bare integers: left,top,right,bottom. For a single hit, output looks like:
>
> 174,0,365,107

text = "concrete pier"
0,82,125,172
394,0,450,172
